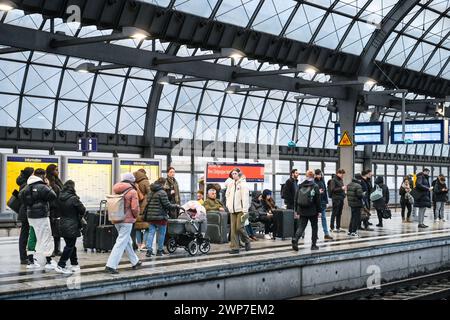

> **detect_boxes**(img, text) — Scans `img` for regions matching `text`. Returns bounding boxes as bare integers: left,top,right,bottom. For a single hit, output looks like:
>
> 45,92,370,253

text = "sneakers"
264,234,272,240
55,265,73,275
350,233,359,237
376,224,383,227
156,250,164,256
418,224,429,228
245,242,251,251
44,260,57,270
324,234,333,240
229,249,240,254
311,245,319,250
132,261,142,270
71,265,81,272
105,266,119,274
292,240,299,252
146,250,153,257
26,260,41,269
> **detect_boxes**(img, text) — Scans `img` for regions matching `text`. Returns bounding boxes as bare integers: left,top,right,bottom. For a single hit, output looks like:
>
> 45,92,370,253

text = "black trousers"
330,199,344,230
259,215,273,234
19,219,30,261
400,199,412,219
349,207,361,234
58,237,78,268
376,209,383,226
294,215,318,245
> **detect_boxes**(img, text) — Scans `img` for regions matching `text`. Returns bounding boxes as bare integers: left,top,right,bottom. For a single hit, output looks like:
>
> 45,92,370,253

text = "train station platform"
0,212,449,300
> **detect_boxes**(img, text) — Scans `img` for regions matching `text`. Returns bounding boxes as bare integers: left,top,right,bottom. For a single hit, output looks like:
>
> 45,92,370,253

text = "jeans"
19,219,30,261
135,229,149,246
435,202,445,220
320,205,330,236
418,207,426,225
293,215,318,245
147,224,167,252
245,224,255,237
330,199,344,230
106,223,139,270
349,207,361,234
230,212,250,250
58,237,78,268
401,199,412,220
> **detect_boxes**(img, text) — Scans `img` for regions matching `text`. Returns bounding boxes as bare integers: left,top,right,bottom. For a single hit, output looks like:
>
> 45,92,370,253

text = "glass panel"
386,165,395,175
0,94,19,127
174,0,219,17
55,100,88,131
275,174,289,191
173,173,191,192
397,165,405,177
315,13,353,49
122,79,152,107
60,70,94,101
0,60,26,94
155,154,168,171
24,65,61,97
155,111,172,137
172,113,196,139
309,161,321,172
88,104,118,134
118,107,146,135
285,4,325,42
252,0,296,35
355,163,363,175
20,97,54,129
176,87,202,113
324,162,336,174
406,165,415,175
275,160,290,173
293,161,307,173
92,74,124,104
375,163,385,175
215,0,260,27
170,156,191,171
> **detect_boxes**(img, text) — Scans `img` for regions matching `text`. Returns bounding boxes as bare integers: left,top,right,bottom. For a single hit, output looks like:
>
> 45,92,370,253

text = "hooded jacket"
294,180,321,217
347,178,364,208
413,172,431,208
330,175,346,201
19,176,57,219
225,177,250,214
144,182,177,222
112,181,139,224
203,197,224,212
16,170,33,222
164,176,180,205
58,186,86,238
133,171,151,229
433,179,448,203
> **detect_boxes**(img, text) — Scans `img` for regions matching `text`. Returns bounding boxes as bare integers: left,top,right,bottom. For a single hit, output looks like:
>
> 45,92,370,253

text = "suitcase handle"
99,200,108,226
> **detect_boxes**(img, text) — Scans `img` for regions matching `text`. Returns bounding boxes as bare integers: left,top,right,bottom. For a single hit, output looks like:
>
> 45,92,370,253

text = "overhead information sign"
118,160,160,184
391,120,448,144
335,122,387,145
65,158,113,208
2,155,60,212
206,163,265,183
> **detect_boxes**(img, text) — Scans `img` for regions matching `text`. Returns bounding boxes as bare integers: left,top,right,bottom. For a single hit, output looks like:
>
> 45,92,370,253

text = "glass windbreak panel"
355,163,363,175
263,174,273,192
397,165,405,177
174,173,192,192
433,167,441,177
387,165,395,175
195,157,214,172
375,164,385,176
258,159,273,174
309,161,321,171
275,160,290,173
386,176,396,202
276,175,289,191
324,162,336,174
155,154,168,171
170,156,191,171
293,161,307,174
406,165,415,175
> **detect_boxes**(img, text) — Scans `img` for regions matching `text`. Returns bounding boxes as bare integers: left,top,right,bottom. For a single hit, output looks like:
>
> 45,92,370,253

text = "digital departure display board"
390,120,448,144
335,122,386,145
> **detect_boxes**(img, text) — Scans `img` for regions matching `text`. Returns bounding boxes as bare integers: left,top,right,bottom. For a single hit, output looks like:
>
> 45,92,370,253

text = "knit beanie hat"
262,189,272,197
122,172,136,183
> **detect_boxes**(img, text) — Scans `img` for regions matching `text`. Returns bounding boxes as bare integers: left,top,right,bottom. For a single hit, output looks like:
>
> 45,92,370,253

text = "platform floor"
0,208,449,299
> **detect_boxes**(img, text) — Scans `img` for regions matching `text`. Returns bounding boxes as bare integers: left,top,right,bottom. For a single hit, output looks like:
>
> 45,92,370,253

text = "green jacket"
347,179,364,208
204,198,224,212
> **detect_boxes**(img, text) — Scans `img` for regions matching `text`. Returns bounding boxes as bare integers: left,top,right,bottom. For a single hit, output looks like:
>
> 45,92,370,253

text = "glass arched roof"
0,3,450,159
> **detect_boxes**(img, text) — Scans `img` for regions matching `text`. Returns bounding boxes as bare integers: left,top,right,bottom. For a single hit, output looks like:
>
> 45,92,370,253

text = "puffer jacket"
413,173,431,208
112,181,139,224
133,171,150,230
58,186,86,238
16,172,31,222
225,177,250,214
144,182,177,222
433,179,448,203
347,179,364,208
19,176,57,219
249,191,266,222
330,175,346,201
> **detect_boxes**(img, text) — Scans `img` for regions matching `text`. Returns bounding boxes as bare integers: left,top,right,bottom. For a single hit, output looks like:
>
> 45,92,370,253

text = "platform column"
362,111,380,171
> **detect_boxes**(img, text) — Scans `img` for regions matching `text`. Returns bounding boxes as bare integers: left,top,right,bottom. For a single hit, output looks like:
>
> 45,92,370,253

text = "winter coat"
433,180,448,203
144,182,177,222
225,177,250,214
360,177,372,207
294,180,321,217
249,192,266,222
204,198,224,212
16,172,31,222
57,186,86,238
283,177,299,207
314,177,328,208
347,179,364,208
164,177,180,205
330,175,346,201
19,176,57,219
47,176,63,219
413,173,431,208
399,181,412,202
372,176,390,210
112,181,139,224
133,171,150,230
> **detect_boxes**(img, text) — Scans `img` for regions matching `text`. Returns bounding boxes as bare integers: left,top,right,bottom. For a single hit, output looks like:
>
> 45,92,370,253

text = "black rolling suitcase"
82,211,100,252
95,200,118,253
273,209,295,239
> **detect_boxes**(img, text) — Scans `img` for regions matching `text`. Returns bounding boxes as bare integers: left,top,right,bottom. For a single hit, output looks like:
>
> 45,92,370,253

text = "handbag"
7,190,22,213
370,185,383,202
381,208,392,219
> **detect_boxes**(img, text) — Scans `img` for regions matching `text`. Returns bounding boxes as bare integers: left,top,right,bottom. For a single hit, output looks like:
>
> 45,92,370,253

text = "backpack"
297,185,315,208
370,185,383,202
106,187,133,223
280,183,287,199
327,179,334,198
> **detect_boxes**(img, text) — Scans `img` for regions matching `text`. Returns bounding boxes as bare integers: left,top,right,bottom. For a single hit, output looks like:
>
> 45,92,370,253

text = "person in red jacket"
105,173,142,274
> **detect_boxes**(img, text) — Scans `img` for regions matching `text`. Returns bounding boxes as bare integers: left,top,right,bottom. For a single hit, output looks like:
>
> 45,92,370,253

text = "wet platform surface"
0,208,449,299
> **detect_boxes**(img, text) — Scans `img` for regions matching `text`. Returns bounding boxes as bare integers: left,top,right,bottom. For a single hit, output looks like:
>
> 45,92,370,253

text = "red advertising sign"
206,162,265,183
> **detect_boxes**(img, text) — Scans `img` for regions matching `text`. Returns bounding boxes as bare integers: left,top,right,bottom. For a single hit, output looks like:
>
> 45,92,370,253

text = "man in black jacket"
19,168,57,270
360,169,373,229
292,170,321,251
314,169,333,240
329,169,347,233
16,167,34,265
283,169,299,210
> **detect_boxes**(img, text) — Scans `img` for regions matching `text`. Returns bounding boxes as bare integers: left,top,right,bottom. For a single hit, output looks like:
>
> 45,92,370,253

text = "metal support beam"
363,111,380,171
0,23,347,100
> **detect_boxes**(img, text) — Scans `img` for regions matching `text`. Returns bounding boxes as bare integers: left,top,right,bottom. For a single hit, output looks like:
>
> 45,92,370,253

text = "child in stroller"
166,201,211,256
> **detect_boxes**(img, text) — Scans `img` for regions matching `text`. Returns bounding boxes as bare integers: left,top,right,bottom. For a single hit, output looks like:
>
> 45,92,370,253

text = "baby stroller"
166,204,211,256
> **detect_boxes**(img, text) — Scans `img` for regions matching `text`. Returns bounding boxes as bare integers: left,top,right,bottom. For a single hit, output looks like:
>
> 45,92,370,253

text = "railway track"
313,270,450,300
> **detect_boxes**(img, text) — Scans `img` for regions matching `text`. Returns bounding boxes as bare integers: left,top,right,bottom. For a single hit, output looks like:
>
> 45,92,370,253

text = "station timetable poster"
66,158,113,208
4,156,59,211
335,122,386,145
206,163,265,183
119,160,160,183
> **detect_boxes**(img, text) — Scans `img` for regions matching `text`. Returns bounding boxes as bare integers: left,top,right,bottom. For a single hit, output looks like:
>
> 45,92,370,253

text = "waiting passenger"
197,190,204,206
399,176,413,223
347,175,364,237
261,189,276,240
292,170,321,251
165,166,180,205
105,173,141,274
204,188,225,212
247,192,266,241
329,169,347,233
55,180,85,274
144,177,179,257
226,168,251,254
282,169,299,233
414,168,432,229
19,168,57,270
433,175,448,222
360,169,374,229
16,167,34,265
46,164,64,257
314,169,333,240
373,176,390,228
133,169,151,252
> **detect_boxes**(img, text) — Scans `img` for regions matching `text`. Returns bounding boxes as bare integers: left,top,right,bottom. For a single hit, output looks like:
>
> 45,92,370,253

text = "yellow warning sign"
338,131,353,147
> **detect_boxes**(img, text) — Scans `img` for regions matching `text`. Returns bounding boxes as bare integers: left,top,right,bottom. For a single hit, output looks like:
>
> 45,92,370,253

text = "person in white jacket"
225,168,251,254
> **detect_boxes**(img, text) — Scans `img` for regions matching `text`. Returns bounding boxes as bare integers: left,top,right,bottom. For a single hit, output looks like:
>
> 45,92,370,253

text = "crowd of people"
11,163,448,274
